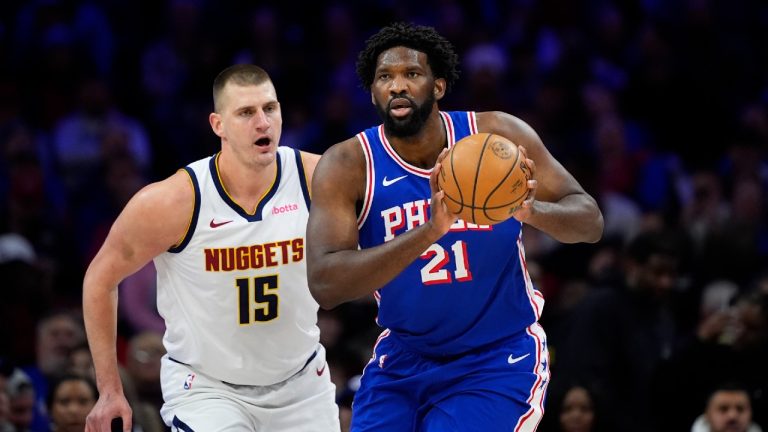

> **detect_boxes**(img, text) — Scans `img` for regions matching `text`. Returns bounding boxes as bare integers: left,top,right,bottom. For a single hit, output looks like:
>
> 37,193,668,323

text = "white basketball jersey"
153,147,319,386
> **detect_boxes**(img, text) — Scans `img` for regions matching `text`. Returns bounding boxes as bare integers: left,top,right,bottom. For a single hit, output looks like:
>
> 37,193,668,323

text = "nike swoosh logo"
209,219,233,228
316,364,326,376
507,353,530,364
382,175,407,187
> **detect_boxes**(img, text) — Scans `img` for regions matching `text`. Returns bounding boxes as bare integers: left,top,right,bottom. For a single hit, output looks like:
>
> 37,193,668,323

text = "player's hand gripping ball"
437,133,531,225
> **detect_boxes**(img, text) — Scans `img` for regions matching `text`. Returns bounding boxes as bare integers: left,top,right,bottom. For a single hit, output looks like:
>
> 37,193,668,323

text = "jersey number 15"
236,275,279,324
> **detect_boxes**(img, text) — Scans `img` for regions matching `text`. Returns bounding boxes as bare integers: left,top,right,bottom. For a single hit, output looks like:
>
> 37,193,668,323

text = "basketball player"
307,23,603,431
83,64,339,432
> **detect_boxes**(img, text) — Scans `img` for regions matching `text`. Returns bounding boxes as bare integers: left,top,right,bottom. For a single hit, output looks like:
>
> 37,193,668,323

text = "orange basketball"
437,133,531,225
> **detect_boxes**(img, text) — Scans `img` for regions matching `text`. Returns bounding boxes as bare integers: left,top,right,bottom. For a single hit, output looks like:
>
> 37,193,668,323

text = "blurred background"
0,0,766,431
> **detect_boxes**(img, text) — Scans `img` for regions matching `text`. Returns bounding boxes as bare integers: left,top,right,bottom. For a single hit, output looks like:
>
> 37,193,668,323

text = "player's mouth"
254,137,271,147
388,97,413,118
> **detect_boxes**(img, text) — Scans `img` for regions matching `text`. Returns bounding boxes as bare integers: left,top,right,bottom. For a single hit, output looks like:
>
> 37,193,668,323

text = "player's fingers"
436,147,449,164
430,162,441,192
523,197,534,208
517,145,528,157
527,179,539,198
515,198,536,220
85,413,106,432
124,414,133,432
523,156,536,176
524,179,537,202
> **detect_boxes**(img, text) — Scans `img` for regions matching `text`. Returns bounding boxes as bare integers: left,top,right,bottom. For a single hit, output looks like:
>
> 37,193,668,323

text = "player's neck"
216,152,277,213
387,113,446,169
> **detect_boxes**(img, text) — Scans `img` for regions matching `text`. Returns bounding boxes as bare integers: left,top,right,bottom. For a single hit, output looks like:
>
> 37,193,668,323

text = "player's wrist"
423,218,450,243
94,376,124,395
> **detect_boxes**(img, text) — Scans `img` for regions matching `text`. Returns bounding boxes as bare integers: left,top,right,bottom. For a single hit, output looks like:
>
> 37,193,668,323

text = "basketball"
437,133,531,225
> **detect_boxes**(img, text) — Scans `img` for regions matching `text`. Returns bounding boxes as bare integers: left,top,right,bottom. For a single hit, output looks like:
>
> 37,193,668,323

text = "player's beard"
376,92,436,138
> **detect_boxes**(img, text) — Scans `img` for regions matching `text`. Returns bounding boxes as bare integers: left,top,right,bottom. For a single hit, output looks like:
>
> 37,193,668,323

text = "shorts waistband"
388,326,531,361
168,349,318,387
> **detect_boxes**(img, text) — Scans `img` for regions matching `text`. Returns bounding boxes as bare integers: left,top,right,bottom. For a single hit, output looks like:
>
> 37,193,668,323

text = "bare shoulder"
312,137,366,201
476,110,556,168
117,169,196,254
315,137,365,180
322,136,365,168
133,170,194,215
475,111,542,148
85,168,197,282
476,111,585,201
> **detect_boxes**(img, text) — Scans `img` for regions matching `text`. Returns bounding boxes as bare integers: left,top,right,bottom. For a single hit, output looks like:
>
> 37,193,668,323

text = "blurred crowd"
0,0,767,431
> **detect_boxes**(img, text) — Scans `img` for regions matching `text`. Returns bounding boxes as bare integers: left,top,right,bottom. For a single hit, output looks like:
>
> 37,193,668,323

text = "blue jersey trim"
172,415,195,432
168,167,200,253
293,148,311,209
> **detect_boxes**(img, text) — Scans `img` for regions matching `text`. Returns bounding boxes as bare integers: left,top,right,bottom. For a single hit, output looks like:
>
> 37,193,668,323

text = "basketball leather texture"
437,133,530,225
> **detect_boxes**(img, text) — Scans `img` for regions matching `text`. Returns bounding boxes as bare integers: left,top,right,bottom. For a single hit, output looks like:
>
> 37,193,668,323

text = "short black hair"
212,64,272,112
356,22,460,92
705,380,752,408
46,373,98,410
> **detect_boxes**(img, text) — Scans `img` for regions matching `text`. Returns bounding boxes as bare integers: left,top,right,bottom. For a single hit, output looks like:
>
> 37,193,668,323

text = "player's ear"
371,91,376,105
209,112,224,138
433,78,446,100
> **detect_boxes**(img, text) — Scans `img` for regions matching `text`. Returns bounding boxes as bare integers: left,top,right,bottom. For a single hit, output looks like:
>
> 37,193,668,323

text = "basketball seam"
448,142,464,213
443,194,521,211
472,133,492,224
443,193,506,223
482,141,526,219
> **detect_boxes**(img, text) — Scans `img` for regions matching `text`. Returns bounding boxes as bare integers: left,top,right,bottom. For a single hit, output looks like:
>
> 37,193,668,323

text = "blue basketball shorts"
350,323,550,432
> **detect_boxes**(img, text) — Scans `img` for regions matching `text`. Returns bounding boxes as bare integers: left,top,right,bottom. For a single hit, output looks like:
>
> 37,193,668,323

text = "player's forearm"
309,222,443,309
525,193,604,243
83,272,124,394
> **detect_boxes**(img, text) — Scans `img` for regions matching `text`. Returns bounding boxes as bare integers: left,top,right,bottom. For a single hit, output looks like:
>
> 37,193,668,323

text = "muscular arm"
306,139,455,309
478,112,604,243
83,171,193,432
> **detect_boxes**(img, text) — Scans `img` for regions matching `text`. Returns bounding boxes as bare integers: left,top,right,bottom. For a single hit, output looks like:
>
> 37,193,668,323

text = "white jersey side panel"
153,147,319,386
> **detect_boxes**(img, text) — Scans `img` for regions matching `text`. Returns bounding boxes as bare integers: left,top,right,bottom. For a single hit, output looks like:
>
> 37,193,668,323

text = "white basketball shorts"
159,344,340,431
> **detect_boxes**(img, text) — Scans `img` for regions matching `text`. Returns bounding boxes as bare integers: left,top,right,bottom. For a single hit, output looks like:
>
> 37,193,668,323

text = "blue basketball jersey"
356,111,545,357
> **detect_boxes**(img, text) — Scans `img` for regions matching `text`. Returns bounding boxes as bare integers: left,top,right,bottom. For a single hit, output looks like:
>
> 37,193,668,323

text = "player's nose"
252,109,270,130
389,75,408,94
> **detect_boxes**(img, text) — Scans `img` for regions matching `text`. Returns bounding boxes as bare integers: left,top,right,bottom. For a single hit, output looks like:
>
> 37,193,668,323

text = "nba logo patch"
183,373,196,390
